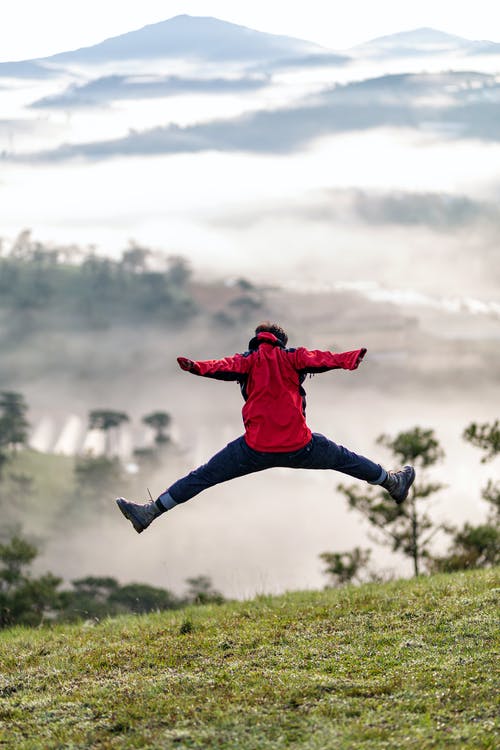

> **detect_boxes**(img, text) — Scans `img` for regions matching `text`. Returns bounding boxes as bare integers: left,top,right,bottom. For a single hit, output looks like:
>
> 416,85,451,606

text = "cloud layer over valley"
1,16,499,309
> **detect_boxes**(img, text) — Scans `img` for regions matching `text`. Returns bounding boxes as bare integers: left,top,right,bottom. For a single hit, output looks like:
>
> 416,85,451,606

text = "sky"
2,0,500,62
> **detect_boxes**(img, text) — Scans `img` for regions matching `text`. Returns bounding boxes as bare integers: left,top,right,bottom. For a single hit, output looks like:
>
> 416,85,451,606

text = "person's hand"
177,356,195,371
355,348,367,367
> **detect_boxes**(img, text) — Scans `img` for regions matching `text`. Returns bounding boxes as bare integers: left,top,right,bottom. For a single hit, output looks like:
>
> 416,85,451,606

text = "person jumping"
116,321,415,533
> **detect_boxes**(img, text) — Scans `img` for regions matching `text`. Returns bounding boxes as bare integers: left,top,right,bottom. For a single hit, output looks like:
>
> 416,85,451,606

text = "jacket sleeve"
288,347,367,374
177,353,252,381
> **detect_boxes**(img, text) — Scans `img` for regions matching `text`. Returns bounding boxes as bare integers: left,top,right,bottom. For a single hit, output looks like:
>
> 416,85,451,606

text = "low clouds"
254,52,350,73
212,187,500,234
312,189,500,230
31,73,270,109
19,71,500,162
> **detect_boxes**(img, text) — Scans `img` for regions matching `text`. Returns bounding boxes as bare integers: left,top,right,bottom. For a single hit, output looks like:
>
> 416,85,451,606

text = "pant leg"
164,436,269,504
285,433,385,483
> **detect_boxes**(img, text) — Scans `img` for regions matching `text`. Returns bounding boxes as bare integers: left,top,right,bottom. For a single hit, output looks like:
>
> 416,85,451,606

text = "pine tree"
339,427,447,577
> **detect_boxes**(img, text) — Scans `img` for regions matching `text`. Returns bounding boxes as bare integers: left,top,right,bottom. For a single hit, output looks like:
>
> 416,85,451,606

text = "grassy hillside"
0,569,498,749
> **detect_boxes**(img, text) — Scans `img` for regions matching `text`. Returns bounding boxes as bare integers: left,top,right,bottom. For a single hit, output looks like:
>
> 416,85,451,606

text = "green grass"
0,569,498,749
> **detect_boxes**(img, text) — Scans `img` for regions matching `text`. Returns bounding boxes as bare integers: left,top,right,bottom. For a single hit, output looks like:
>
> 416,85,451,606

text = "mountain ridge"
349,25,493,59
2,18,494,73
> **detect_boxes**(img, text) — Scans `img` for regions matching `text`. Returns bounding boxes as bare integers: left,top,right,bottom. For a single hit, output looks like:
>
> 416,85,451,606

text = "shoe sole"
116,497,145,534
395,466,416,505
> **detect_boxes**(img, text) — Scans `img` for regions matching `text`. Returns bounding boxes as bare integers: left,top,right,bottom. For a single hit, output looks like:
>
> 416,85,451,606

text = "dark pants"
165,433,385,505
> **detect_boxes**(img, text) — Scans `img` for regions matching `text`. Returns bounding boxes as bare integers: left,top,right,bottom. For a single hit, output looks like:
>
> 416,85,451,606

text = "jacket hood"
247,331,286,350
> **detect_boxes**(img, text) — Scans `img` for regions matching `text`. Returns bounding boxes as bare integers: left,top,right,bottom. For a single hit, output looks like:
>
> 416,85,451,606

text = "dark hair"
254,321,288,346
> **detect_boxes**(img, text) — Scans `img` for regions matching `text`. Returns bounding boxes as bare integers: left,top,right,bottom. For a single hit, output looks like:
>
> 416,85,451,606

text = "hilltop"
0,569,497,748
0,14,326,73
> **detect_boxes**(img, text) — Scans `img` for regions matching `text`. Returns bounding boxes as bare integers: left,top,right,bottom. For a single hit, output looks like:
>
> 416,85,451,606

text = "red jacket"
178,332,366,452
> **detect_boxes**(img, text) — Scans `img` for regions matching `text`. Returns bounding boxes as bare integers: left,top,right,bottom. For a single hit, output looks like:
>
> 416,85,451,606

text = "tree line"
0,231,263,331
0,231,196,327
0,391,172,480
0,534,224,629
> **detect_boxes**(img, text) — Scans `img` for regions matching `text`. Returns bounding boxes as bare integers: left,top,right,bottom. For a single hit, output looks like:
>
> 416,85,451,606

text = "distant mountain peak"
43,14,325,66
351,26,477,58
368,27,470,45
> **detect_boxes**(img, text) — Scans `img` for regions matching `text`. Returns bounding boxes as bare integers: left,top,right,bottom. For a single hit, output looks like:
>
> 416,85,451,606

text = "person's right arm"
177,353,252,381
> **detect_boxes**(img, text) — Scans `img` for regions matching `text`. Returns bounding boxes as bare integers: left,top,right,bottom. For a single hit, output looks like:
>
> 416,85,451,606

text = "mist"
5,284,493,598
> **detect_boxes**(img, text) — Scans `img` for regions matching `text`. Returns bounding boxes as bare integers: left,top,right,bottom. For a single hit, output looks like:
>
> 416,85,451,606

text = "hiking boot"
116,497,162,533
381,466,416,504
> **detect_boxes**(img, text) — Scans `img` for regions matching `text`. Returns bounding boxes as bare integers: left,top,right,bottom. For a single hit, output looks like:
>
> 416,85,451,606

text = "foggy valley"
0,251,497,597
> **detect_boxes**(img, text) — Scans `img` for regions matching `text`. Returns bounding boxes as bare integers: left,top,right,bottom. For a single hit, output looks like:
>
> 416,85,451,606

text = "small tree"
0,452,8,480
88,409,129,454
10,229,34,260
463,420,500,527
71,576,119,602
0,536,61,628
463,420,500,463
142,411,171,445
433,420,500,572
0,392,32,507
60,576,121,621
109,583,181,614
120,242,151,274
339,427,447,578
0,391,29,450
430,524,500,572
165,255,191,287
185,575,224,605
0,535,37,589
482,480,500,525
320,547,371,588
60,576,182,621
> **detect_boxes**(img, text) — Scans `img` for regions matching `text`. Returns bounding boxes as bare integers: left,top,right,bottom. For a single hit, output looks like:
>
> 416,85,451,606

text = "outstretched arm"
289,347,367,374
177,353,252,381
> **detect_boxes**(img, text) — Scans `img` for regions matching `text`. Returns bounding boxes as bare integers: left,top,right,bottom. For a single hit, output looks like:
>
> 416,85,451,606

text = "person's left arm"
287,347,367,374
